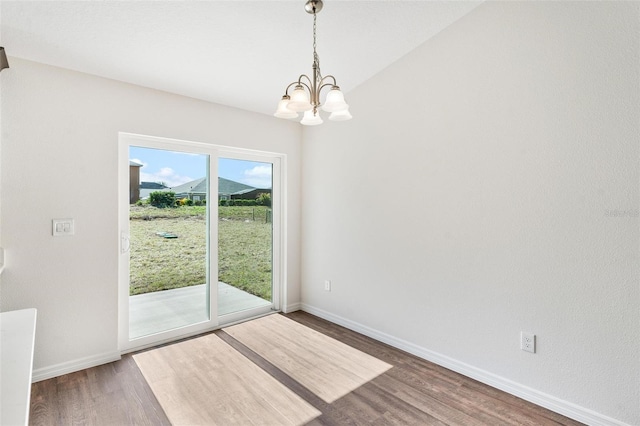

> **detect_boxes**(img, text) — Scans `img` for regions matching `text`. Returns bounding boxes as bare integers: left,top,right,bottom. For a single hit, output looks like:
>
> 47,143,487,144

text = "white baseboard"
300,303,630,426
32,351,121,383
283,302,302,313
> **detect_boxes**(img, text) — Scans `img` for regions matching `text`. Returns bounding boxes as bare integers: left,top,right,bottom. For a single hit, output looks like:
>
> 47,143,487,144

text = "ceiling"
0,1,482,116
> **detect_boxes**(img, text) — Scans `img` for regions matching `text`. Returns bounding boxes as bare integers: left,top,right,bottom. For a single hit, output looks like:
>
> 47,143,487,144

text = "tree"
256,193,271,207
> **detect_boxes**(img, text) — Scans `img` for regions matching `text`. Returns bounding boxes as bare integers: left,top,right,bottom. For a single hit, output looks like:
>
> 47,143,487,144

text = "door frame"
118,132,285,352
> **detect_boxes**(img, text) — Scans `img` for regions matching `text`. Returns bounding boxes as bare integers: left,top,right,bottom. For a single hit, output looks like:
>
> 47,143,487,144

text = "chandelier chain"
313,11,321,76
313,11,317,57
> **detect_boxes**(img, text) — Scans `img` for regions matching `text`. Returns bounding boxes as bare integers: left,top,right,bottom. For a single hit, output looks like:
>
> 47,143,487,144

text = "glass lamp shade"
322,87,348,112
287,85,313,112
274,97,298,119
300,110,323,126
329,107,352,121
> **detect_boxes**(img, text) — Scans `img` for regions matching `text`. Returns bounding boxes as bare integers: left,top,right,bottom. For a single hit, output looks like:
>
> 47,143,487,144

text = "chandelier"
274,0,352,125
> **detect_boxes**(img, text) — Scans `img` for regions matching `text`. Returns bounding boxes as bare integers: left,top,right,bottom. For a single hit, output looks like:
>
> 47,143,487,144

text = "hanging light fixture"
0,47,9,72
274,0,352,125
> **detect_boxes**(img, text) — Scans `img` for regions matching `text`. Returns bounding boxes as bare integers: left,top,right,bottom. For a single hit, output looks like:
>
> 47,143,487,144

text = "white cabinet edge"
0,308,38,426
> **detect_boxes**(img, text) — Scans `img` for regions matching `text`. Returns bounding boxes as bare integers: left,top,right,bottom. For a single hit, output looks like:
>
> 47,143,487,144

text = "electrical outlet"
521,332,536,353
324,280,331,291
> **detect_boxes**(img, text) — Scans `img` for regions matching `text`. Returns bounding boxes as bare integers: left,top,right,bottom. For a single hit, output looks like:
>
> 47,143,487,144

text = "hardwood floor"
29,312,584,425
30,354,170,426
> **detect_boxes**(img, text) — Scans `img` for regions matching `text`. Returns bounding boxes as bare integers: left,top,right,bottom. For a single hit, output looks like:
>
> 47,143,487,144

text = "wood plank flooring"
133,332,320,425
223,314,391,403
29,312,585,426
29,355,169,426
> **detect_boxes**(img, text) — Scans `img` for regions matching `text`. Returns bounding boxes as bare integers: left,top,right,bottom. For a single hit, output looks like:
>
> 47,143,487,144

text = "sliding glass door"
127,146,210,339
218,158,274,319
118,134,281,351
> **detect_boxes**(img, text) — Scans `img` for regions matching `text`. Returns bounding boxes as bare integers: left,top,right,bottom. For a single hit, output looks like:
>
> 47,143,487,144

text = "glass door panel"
120,133,282,351
218,158,273,317
128,146,210,339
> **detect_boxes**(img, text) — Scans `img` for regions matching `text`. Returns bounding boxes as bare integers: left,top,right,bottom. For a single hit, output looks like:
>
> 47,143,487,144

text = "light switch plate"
52,219,75,236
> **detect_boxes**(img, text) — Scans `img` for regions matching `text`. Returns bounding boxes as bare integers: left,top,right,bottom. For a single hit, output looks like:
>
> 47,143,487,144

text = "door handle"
121,232,130,254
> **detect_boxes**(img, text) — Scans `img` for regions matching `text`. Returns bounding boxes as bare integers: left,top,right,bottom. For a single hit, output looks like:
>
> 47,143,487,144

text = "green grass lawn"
129,205,272,300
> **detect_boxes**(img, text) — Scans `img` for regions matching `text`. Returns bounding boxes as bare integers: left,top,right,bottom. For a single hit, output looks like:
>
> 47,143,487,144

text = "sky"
129,146,272,189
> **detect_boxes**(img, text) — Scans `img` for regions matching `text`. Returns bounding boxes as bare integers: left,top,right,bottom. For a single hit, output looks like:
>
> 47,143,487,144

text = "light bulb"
322,86,348,112
329,107,352,121
287,85,313,112
300,110,323,126
274,96,298,119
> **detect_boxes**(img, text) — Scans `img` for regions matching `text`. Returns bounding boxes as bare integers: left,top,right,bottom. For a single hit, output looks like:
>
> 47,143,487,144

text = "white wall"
301,2,639,425
0,59,302,375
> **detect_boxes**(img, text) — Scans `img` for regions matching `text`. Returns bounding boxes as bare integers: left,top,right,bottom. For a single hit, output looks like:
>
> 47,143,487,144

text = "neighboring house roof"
141,177,269,199
140,182,168,190
169,177,207,195
218,177,256,195
139,182,169,200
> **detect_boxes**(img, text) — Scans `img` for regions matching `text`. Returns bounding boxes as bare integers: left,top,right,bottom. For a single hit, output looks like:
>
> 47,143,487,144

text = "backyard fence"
219,207,272,224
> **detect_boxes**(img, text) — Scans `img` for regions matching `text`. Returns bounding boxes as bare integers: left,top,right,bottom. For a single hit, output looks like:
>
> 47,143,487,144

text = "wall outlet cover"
521,332,536,353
